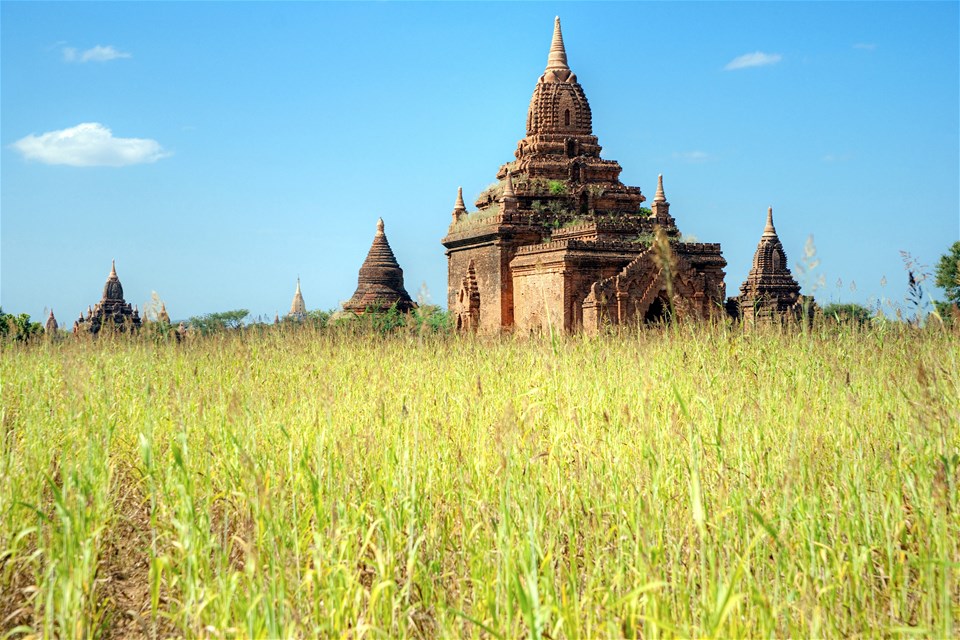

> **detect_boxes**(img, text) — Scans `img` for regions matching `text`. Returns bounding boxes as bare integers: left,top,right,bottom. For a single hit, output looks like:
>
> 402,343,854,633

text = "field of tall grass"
1,322,958,638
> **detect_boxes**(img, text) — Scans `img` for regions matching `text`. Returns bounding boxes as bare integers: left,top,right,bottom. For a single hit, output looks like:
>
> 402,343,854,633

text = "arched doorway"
644,295,671,324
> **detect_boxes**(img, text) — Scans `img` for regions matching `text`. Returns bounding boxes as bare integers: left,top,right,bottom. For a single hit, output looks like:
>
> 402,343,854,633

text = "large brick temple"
442,17,727,333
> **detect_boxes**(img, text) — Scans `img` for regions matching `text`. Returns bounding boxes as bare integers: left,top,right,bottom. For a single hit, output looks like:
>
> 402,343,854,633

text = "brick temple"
73,260,142,335
442,17,727,334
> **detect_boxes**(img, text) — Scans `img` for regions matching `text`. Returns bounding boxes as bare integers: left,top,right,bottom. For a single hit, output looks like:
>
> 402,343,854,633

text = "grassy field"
1,322,958,638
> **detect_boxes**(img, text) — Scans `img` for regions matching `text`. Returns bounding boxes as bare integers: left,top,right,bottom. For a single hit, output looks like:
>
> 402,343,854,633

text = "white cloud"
853,43,877,51
672,150,710,163
724,51,782,71
11,123,170,167
63,45,131,63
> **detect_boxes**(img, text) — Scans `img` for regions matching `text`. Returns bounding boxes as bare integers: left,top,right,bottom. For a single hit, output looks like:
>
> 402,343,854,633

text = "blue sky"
2,1,958,323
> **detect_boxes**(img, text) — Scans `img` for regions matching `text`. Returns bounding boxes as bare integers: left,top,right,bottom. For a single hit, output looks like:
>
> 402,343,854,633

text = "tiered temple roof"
342,219,416,314
73,260,142,334
463,17,655,230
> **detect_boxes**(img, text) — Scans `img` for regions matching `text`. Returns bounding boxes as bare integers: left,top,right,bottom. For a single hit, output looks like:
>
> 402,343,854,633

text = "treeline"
185,304,452,336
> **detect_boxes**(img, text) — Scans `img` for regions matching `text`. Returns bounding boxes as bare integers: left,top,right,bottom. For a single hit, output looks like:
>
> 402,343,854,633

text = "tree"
821,302,872,326
0,308,43,342
187,309,249,335
934,241,960,306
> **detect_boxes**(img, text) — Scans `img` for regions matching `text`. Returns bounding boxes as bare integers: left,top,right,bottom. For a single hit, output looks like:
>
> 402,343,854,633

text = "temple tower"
736,207,805,321
342,219,416,314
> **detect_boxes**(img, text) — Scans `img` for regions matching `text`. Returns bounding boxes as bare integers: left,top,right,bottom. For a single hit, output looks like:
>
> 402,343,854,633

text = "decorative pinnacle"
654,174,666,203
502,169,516,198
763,206,777,237
454,186,466,212
109,259,117,278
296,277,301,294
376,217,385,236
546,16,569,71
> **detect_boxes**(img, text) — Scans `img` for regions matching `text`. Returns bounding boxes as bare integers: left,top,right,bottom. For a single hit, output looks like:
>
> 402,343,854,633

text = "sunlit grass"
1,322,958,638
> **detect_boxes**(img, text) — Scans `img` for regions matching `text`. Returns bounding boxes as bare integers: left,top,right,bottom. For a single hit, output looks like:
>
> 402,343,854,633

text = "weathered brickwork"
342,218,416,314
442,17,729,333
733,207,810,324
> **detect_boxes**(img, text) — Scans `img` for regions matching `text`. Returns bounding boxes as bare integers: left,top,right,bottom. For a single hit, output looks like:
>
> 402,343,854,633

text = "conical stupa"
342,218,416,314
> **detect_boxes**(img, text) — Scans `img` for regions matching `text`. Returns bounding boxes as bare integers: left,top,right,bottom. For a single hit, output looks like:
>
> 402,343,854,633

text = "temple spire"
376,217,385,236
109,259,117,278
503,169,516,198
452,186,466,223
546,16,569,71
763,206,777,238
45,309,58,333
289,277,306,319
654,174,666,203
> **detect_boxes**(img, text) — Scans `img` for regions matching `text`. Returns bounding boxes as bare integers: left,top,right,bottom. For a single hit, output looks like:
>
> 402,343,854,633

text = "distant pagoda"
45,310,59,333
73,260,142,334
342,218,416,314
735,207,807,322
287,278,307,321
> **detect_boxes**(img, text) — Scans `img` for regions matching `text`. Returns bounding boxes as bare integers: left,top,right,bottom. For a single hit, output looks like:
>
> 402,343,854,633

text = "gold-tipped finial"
763,206,777,237
502,169,516,198
546,16,569,71
654,174,666,203
454,186,466,211
376,217,385,236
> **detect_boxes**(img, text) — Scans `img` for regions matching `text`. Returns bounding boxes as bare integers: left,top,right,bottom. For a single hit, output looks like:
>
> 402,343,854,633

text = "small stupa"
341,218,416,314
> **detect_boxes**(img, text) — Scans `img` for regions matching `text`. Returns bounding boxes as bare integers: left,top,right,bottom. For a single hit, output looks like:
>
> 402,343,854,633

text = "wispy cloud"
63,45,131,63
853,43,877,51
672,150,710,163
11,123,170,167
822,153,853,163
724,51,782,71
